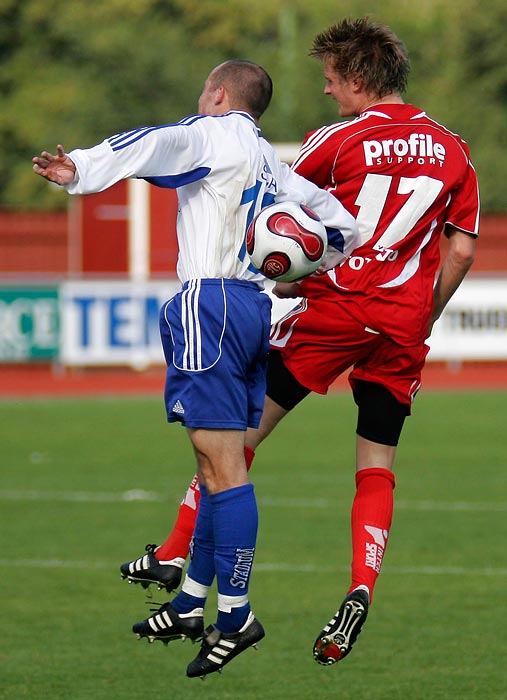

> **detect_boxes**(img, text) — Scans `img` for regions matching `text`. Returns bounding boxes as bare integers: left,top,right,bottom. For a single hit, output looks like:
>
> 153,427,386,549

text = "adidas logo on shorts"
172,400,185,415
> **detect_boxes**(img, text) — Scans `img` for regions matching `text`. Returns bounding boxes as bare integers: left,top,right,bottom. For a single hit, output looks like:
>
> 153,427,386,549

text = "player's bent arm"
430,226,476,330
272,281,303,298
276,161,360,257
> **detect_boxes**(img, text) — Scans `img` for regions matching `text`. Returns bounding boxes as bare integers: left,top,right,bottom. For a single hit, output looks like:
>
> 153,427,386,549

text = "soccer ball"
246,201,327,282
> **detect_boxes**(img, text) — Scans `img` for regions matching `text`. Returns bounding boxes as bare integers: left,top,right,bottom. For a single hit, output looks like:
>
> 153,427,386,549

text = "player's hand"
314,247,346,274
32,145,77,186
272,281,302,298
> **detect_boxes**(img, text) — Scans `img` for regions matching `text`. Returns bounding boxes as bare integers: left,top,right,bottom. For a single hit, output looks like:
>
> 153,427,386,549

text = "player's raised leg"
314,381,404,665
313,466,396,665
131,482,216,644
120,446,256,591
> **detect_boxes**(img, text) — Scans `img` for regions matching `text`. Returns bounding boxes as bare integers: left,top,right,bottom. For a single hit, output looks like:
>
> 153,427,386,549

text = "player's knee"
353,380,409,447
265,350,311,411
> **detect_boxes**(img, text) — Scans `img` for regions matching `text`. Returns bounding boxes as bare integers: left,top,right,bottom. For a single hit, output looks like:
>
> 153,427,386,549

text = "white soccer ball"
246,201,327,282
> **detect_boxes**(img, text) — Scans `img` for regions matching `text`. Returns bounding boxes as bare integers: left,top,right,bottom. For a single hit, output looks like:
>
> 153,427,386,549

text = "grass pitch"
1,391,506,700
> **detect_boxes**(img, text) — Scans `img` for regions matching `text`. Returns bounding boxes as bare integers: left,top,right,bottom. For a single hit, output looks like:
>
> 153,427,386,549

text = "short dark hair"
310,17,410,97
210,60,273,120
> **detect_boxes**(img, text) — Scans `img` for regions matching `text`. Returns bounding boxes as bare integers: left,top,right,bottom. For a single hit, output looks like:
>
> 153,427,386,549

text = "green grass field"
1,391,506,700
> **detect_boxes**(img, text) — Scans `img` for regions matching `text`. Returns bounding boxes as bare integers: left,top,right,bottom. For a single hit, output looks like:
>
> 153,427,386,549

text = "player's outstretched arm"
32,145,76,186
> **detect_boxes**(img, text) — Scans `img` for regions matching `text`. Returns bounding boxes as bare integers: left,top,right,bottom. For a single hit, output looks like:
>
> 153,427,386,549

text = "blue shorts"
160,279,272,430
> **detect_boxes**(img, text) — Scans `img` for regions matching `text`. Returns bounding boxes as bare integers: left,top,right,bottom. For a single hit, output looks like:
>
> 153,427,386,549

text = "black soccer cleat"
186,611,265,678
120,544,184,592
313,587,369,665
132,600,204,644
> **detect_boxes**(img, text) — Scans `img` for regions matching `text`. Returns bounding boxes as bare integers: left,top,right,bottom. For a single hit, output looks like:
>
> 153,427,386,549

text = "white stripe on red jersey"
292,103,480,346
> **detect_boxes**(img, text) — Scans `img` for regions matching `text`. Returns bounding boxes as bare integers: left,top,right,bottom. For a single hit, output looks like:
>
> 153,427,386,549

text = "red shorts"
270,295,429,410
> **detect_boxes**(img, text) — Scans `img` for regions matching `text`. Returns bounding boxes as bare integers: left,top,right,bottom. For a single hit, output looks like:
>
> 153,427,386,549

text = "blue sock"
217,602,251,634
172,485,214,614
210,484,258,633
171,589,206,614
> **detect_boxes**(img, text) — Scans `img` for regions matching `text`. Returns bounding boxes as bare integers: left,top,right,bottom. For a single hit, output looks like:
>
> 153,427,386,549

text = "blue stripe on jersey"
108,128,152,148
238,184,276,270
261,191,276,209
108,125,170,151
177,114,207,126
108,113,259,152
108,120,199,149
143,167,211,189
239,186,261,270
325,226,345,253
177,111,258,130
240,181,262,207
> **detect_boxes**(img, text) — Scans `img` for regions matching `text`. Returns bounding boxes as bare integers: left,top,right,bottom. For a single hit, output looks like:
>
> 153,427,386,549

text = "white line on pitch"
0,489,506,512
255,563,507,576
260,497,507,512
0,559,505,576
0,489,165,502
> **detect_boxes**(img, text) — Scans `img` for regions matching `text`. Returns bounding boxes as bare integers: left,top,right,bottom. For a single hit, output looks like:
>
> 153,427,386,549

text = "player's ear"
214,85,226,105
350,73,364,92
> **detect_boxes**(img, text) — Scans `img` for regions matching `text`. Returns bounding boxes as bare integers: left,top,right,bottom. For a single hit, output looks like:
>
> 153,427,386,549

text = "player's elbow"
448,230,476,272
454,242,475,272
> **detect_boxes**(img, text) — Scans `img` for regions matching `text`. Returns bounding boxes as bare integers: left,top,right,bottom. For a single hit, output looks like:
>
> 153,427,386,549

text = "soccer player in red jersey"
122,18,479,666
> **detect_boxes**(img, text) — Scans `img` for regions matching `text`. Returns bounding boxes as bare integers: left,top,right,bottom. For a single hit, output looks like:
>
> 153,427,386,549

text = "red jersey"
292,103,480,346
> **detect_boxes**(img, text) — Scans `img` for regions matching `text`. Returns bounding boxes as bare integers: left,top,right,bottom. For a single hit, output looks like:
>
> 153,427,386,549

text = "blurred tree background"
1,0,505,211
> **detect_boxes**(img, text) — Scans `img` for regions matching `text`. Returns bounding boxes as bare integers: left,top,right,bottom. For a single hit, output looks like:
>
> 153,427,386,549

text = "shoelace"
143,599,170,613
144,543,158,554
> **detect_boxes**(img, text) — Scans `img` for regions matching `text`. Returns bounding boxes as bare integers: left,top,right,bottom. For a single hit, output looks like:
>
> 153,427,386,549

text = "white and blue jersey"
66,111,358,284
65,111,358,428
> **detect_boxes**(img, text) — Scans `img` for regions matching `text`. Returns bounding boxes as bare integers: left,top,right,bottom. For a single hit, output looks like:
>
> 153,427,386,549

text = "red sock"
155,473,201,561
155,446,255,561
349,467,396,602
244,445,255,470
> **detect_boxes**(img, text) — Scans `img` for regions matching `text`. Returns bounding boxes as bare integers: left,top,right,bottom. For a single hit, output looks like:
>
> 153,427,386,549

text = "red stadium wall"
0,184,179,278
73,180,130,274
0,211,68,276
0,187,506,277
1,193,506,395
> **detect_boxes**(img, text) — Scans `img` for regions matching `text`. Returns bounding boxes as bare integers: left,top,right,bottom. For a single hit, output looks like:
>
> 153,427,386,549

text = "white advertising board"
60,280,179,366
427,277,507,360
268,277,507,361
59,277,507,367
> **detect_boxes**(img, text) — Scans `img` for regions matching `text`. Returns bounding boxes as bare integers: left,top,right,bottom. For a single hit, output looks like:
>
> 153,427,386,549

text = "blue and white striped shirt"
66,111,358,284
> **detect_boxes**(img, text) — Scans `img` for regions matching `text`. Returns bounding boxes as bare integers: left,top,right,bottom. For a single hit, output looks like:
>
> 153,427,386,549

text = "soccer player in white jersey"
33,59,359,678
117,21,480,668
